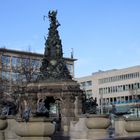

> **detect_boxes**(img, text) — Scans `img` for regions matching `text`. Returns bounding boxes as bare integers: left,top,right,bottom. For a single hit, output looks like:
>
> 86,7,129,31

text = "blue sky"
0,0,140,77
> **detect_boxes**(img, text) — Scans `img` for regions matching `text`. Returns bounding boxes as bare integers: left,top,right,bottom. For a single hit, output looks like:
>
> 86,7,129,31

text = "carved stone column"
5,117,19,140
60,94,75,133
27,93,38,115
115,117,126,137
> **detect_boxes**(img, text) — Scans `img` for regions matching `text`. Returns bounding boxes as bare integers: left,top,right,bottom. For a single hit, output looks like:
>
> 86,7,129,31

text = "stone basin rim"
125,117,140,121
0,116,7,120
16,117,54,122
86,114,109,118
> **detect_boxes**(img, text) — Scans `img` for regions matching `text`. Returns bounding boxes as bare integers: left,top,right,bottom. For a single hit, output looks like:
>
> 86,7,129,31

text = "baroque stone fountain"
13,10,83,139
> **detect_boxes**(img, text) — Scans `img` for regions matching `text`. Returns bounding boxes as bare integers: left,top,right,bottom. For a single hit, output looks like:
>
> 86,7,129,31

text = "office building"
77,66,140,112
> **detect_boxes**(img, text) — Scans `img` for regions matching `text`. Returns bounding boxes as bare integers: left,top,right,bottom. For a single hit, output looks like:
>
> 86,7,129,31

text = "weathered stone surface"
86,115,110,129
0,117,8,140
0,117,7,130
124,118,140,137
85,115,110,140
5,117,19,140
15,117,55,140
70,117,88,139
115,117,126,137
125,118,140,132
20,138,51,140
27,80,82,94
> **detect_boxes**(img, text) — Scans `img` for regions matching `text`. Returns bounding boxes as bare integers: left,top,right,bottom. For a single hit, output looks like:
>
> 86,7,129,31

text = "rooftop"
0,48,77,61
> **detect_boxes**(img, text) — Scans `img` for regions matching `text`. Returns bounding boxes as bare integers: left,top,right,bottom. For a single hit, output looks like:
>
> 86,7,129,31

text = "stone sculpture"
83,97,98,114
39,10,72,80
0,94,17,116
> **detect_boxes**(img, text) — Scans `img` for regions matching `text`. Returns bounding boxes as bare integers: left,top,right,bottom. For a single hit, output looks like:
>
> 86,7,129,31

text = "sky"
0,0,140,78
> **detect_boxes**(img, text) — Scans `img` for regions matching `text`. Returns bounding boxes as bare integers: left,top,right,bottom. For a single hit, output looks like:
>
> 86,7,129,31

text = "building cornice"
0,48,77,61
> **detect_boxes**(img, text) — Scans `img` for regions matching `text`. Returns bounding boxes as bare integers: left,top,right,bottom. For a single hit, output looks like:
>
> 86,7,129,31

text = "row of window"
1,55,74,77
2,71,38,82
100,95,140,105
1,55,41,70
98,72,140,84
80,81,92,88
99,83,140,94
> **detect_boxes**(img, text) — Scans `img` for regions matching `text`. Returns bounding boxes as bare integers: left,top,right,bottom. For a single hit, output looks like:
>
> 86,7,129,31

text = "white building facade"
77,65,140,110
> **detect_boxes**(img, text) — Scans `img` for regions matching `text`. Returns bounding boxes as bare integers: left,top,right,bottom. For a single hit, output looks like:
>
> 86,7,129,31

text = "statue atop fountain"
39,10,72,81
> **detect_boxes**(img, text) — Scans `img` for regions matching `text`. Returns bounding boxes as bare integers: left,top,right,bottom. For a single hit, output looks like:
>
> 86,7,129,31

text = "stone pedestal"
85,115,110,140
27,80,82,135
15,117,55,140
5,117,19,140
125,118,140,137
114,117,126,137
0,117,8,140
70,117,88,140
60,94,76,133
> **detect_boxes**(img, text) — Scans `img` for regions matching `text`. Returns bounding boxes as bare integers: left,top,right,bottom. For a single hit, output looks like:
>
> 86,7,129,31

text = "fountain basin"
15,117,55,137
86,114,110,129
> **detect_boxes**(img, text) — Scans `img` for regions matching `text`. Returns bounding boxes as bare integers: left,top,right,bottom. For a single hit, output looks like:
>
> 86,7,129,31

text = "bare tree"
12,56,40,92
0,74,17,116
10,56,41,118
0,54,41,116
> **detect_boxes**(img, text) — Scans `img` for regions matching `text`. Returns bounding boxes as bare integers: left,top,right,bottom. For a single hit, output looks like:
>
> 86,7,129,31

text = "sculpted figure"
21,100,31,122
37,99,48,114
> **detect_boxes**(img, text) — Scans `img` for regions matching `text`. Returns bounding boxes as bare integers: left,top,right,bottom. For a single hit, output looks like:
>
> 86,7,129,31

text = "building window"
12,72,19,82
80,82,86,88
32,59,40,67
86,81,92,87
22,58,30,66
12,56,22,70
2,55,10,69
2,71,10,80
86,90,92,98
